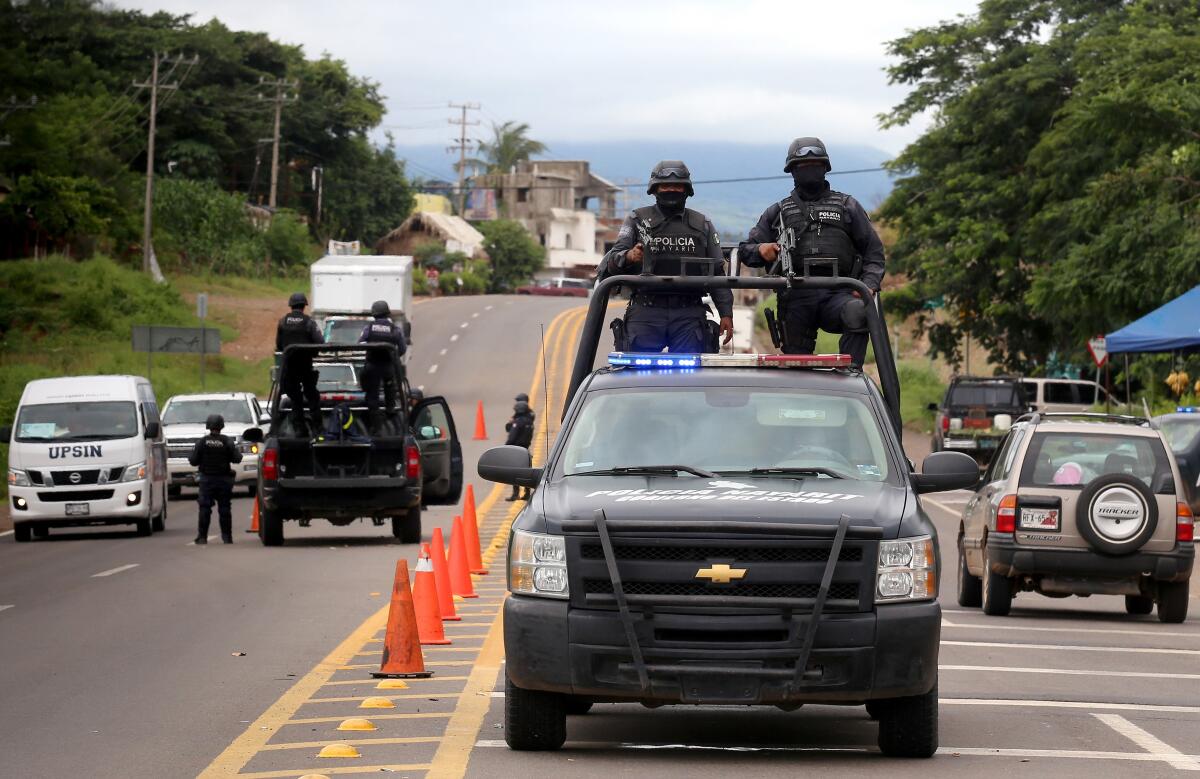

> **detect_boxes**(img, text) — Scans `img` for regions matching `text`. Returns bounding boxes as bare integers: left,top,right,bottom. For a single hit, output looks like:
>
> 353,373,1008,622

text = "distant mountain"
394,140,896,237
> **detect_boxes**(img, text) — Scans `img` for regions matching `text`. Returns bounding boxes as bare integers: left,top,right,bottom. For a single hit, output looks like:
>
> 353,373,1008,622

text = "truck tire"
13,522,31,543
393,505,421,544
260,502,284,547
504,673,566,750
1158,581,1189,624
864,701,884,721
152,497,166,533
876,682,938,758
167,485,182,499
956,536,982,608
33,525,49,539
1124,594,1153,615
135,514,152,537
247,483,258,498
980,546,1012,616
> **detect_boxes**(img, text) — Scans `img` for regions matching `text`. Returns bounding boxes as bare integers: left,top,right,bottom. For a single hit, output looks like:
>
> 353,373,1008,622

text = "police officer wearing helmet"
276,292,325,435
599,161,734,353
358,299,408,434
188,414,242,544
738,138,885,367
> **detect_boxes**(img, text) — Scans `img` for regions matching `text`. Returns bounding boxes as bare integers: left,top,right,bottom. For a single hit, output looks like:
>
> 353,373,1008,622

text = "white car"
161,392,267,497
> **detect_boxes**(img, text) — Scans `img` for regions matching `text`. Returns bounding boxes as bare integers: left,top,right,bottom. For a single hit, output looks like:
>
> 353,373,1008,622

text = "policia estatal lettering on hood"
357,299,408,435
275,292,325,436
738,138,885,367
598,161,734,353
188,414,242,544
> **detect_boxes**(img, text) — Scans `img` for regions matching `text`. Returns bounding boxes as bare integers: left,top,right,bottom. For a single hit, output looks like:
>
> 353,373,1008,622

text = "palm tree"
458,121,548,174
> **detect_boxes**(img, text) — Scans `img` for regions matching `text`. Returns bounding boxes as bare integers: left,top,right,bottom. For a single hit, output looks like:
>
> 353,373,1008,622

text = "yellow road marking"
287,712,451,725
258,736,440,751
308,692,462,704
321,676,468,687
238,766,432,779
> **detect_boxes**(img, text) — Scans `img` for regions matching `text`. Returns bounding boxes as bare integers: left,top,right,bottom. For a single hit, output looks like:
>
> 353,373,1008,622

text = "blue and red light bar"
607,352,852,369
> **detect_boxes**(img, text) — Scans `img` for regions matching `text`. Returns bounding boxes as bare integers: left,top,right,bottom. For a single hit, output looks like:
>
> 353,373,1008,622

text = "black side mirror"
0,425,11,442
913,451,980,494
258,413,271,425
926,402,939,412
241,427,264,444
144,421,161,439
478,445,543,488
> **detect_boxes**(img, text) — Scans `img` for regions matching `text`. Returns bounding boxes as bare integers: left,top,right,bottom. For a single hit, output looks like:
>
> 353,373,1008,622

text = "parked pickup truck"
516,277,593,297
251,343,462,545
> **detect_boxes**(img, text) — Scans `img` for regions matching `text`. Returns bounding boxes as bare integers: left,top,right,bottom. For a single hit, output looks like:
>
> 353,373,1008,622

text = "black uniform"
599,206,733,353
275,307,325,431
738,184,885,366
188,433,242,542
504,401,535,500
357,316,408,432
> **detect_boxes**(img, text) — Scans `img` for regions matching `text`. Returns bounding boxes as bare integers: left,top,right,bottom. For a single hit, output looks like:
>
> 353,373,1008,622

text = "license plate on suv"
1020,507,1059,531
65,503,90,516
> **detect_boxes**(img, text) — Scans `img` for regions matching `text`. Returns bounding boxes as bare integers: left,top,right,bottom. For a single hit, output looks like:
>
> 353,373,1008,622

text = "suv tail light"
941,415,950,432
996,494,1017,533
1177,502,1194,543
406,443,421,480
262,448,279,481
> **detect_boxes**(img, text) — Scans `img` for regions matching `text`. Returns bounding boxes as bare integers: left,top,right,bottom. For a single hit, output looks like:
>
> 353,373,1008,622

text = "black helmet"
288,291,308,309
409,387,424,403
514,393,529,402
514,401,531,414
205,414,224,431
370,300,390,317
783,137,831,173
646,160,694,196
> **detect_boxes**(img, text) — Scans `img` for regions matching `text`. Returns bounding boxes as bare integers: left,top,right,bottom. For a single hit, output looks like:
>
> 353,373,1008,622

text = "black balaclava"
792,166,826,200
654,190,687,213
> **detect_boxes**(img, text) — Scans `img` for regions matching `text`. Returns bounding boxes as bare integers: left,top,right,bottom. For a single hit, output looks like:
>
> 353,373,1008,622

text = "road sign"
196,293,208,320
132,326,220,354
1087,336,1108,367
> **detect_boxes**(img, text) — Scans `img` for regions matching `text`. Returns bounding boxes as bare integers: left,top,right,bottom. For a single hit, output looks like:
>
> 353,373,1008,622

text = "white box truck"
310,255,414,346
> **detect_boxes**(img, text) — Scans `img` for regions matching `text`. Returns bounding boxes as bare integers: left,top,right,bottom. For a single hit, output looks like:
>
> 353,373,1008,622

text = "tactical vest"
632,206,715,277
362,318,400,364
778,191,858,277
277,310,315,349
198,435,234,477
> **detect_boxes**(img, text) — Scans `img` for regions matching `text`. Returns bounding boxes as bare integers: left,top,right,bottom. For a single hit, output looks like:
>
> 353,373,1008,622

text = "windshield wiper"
720,467,855,480
574,465,718,478
57,434,131,441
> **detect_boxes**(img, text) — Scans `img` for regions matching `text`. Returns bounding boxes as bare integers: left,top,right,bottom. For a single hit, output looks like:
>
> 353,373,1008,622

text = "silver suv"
957,413,1195,623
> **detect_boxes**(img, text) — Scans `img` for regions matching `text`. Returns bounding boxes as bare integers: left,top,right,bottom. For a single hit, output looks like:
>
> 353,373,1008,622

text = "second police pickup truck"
478,274,980,758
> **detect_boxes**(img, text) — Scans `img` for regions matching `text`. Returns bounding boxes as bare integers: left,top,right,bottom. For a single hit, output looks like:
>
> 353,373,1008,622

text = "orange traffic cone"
463,485,487,575
448,516,478,599
414,547,450,645
371,559,433,679
473,401,488,440
246,498,260,534
430,527,460,621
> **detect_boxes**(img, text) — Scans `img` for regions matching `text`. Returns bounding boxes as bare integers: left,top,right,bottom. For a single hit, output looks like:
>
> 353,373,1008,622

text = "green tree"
461,121,548,174
477,219,545,292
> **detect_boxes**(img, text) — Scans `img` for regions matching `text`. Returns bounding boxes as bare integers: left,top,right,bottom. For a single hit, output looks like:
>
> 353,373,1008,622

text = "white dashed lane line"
0,605,14,613
428,364,439,375
943,618,1200,640
472,312,479,318
450,334,459,342
943,664,1200,681
485,305,493,310
0,530,13,538
91,563,139,578
943,639,1200,656
460,322,469,329
1094,713,1200,771
440,348,448,356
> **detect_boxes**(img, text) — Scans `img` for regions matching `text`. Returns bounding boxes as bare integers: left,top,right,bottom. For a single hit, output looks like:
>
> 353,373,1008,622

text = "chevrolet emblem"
695,564,747,584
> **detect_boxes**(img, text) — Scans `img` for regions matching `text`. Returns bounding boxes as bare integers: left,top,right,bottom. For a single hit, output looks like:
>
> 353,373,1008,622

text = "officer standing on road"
188,414,242,545
275,292,325,435
358,300,408,434
599,161,734,353
738,138,885,367
504,399,535,502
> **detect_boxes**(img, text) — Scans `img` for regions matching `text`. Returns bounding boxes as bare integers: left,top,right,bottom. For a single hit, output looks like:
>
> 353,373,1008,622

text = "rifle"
635,219,654,275
764,306,785,350
772,212,797,285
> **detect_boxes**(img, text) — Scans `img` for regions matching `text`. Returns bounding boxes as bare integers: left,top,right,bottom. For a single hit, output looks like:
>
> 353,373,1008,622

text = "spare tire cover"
1075,473,1159,556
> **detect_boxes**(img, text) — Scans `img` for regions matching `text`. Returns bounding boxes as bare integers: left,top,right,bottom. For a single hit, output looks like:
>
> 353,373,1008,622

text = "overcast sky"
118,0,980,156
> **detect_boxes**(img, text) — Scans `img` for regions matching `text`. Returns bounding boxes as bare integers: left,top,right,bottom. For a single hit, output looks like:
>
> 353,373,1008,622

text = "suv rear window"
948,383,1021,408
1020,432,1171,491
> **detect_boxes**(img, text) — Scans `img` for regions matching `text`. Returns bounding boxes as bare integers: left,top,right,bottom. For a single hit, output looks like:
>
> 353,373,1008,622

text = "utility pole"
0,95,38,147
259,78,298,209
134,52,196,275
447,101,480,215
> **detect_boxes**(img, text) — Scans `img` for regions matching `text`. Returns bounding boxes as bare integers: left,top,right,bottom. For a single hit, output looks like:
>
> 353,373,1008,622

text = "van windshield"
15,401,139,442
557,388,892,482
325,319,369,344
163,399,253,426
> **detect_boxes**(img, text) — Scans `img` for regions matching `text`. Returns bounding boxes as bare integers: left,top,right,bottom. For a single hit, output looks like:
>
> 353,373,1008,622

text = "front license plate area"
679,669,761,704
1020,507,1059,531
65,503,90,516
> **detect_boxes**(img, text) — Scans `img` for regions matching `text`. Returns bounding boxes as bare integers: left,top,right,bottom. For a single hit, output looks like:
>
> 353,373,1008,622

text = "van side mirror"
241,427,264,444
912,451,980,494
0,425,10,442
144,421,161,439
478,445,542,488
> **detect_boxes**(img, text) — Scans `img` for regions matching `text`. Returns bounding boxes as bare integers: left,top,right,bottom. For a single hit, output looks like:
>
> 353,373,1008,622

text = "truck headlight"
509,529,569,599
7,468,30,487
876,535,936,603
122,462,148,482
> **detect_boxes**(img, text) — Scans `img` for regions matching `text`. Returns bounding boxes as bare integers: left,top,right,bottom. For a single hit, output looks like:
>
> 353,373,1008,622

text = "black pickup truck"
252,343,462,546
478,274,979,757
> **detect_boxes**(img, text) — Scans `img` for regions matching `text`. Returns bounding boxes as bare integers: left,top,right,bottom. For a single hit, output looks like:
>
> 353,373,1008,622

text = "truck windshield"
315,364,357,390
15,401,138,442
325,319,369,344
558,388,891,481
163,399,253,426
1159,417,1200,451
1021,432,1170,489
949,383,1021,408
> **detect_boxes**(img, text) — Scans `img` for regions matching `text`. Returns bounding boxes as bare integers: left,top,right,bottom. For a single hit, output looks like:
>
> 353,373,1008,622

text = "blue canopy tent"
1106,286,1200,354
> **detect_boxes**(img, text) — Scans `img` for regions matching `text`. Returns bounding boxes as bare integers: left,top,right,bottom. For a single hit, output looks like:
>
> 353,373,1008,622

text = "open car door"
412,396,463,505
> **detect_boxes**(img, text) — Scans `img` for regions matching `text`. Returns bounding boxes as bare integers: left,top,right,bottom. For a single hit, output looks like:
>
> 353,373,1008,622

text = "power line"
471,166,889,191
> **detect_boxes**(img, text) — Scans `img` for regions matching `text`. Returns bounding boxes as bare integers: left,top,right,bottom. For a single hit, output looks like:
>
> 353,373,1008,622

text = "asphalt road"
3,295,1199,778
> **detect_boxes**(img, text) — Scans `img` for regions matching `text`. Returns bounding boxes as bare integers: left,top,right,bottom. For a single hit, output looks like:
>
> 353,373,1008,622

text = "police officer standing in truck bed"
276,292,325,435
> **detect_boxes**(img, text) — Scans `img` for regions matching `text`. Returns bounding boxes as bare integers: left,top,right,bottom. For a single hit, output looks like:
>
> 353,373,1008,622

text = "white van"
3,375,168,541
1020,378,1109,413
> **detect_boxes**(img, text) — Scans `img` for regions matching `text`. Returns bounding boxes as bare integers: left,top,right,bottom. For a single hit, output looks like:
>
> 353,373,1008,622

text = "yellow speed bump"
337,718,377,732
359,696,395,709
317,743,361,758
375,679,408,690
